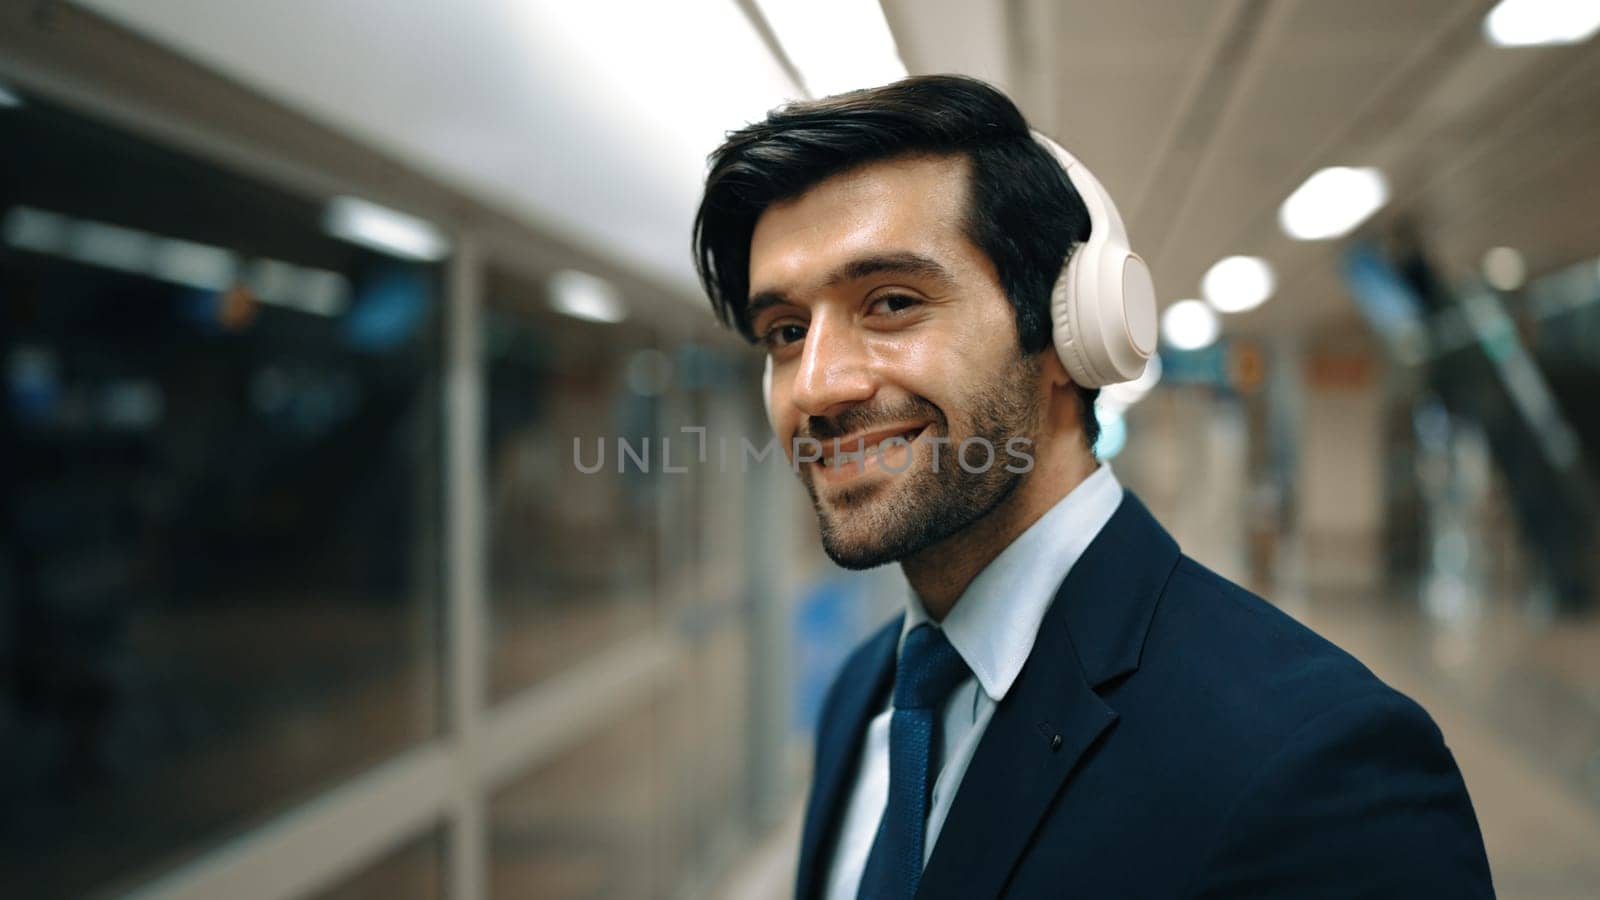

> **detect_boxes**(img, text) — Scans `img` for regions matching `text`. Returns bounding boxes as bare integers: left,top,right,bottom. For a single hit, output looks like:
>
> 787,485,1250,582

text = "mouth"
812,423,929,481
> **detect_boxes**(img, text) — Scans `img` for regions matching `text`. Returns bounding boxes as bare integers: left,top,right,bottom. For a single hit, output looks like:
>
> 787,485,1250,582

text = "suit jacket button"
1050,734,1063,751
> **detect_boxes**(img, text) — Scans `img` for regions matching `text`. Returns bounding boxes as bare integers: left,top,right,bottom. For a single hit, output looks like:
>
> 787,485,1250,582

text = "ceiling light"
1161,300,1220,351
753,0,907,97
1202,256,1276,313
1279,167,1389,241
1484,0,1600,46
548,270,626,324
324,196,450,262
1481,246,1527,291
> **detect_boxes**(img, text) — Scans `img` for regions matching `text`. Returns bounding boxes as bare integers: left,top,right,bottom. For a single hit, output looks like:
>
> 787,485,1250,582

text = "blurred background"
1,1,1598,897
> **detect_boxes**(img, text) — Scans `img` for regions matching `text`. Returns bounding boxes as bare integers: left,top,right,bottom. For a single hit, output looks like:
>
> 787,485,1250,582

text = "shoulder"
1136,561,1492,894
1136,556,1411,744
1113,555,1464,801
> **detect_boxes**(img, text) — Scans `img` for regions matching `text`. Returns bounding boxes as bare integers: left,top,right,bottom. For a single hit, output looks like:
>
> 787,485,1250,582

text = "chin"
819,533,902,571
812,488,951,571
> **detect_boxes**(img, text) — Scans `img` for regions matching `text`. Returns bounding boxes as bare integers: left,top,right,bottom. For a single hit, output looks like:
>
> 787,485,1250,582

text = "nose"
788,311,875,419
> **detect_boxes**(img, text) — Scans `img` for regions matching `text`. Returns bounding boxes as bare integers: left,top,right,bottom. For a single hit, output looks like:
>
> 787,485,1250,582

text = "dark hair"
693,75,1101,451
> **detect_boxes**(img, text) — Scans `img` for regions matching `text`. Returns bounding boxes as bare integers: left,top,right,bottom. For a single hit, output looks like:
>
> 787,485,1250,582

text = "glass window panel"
490,698,663,899
0,91,443,898
316,825,446,900
483,273,664,698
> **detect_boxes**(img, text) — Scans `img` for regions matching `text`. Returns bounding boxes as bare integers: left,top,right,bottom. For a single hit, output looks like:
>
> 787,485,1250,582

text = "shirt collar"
901,463,1125,703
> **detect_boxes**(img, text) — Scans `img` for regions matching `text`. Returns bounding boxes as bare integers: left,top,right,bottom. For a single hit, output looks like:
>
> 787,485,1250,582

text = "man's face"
748,154,1045,569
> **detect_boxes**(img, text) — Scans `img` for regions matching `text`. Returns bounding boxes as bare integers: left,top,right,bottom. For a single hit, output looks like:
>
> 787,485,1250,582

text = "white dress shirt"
823,464,1125,900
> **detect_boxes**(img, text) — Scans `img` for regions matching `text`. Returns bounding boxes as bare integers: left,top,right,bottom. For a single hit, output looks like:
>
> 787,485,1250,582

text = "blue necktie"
858,623,971,900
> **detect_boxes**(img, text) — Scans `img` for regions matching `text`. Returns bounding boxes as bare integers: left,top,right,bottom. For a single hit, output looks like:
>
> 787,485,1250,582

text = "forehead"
748,154,971,294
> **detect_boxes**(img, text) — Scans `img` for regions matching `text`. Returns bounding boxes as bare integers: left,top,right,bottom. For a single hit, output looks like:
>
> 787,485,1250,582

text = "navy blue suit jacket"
797,493,1494,899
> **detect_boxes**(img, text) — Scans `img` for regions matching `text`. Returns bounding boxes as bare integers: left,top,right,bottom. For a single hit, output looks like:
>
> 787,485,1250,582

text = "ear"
1040,345,1073,390
1036,348,1086,434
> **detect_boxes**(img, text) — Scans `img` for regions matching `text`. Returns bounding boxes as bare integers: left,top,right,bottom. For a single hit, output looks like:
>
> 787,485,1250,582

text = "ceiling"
73,0,801,304
885,0,1600,343
67,0,1600,345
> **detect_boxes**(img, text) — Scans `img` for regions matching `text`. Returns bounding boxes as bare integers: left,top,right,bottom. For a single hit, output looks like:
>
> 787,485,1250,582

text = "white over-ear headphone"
1032,132,1157,387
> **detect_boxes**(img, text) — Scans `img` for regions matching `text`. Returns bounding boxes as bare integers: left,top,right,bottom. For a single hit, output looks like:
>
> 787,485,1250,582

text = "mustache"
799,397,944,442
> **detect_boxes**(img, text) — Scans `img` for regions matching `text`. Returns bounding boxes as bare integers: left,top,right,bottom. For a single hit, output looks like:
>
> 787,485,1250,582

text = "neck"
902,435,1096,620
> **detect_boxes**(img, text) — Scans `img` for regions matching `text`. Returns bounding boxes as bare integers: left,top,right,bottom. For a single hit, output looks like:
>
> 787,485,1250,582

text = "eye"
869,293,922,316
762,322,807,349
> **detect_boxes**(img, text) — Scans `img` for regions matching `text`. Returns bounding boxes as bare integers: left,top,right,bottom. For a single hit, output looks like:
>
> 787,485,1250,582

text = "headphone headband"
1032,133,1131,251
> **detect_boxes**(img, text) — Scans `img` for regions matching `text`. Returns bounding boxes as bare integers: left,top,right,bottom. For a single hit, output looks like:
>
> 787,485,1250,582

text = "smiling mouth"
816,424,928,470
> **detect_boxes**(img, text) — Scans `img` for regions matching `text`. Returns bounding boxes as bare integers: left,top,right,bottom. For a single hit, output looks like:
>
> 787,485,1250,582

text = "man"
693,76,1493,899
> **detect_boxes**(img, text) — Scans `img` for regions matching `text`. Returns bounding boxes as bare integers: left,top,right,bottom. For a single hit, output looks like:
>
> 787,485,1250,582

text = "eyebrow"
746,251,957,324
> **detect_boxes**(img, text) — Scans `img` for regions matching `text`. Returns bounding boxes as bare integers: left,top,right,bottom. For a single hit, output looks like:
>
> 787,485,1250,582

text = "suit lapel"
796,614,902,900
914,610,1116,900
916,493,1181,900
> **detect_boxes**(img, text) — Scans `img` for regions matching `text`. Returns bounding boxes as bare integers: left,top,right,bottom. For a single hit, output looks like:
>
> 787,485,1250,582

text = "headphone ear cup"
1033,131,1154,388
1056,241,1155,388
1051,251,1099,388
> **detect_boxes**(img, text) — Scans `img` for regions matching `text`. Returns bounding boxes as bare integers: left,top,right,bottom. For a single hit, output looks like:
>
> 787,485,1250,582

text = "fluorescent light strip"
2,206,68,252
297,270,351,316
3,205,348,316
67,220,152,274
753,0,908,97
324,196,450,262
246,258,351,317
151,238,237,291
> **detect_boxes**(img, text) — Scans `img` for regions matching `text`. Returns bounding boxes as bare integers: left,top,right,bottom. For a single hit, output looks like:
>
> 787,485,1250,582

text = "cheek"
868,337,942,380
864,314,1008,409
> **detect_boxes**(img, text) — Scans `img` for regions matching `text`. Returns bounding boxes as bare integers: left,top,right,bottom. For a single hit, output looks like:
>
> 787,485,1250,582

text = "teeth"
821,429,920,467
